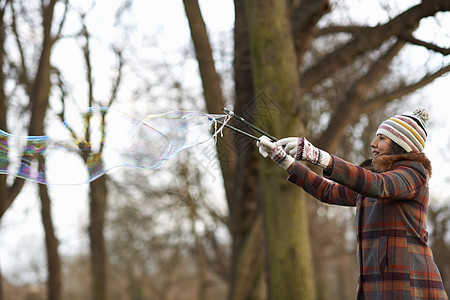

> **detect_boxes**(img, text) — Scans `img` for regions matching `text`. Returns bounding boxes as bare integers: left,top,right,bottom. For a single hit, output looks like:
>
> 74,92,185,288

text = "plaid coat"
287,153,448,299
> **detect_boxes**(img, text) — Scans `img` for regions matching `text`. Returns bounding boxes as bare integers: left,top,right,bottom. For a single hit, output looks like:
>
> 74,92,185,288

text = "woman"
258,108,448,299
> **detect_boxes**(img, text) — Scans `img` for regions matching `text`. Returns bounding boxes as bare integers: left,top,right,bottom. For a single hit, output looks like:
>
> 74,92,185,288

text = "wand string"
222,108,278,141
214,119,260,141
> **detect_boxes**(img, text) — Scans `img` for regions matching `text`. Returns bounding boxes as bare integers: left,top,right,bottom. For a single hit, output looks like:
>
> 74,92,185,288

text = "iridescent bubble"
0,107,228,185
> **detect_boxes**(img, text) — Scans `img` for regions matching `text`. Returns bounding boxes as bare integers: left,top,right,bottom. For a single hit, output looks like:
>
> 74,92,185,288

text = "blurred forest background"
1,0,450,299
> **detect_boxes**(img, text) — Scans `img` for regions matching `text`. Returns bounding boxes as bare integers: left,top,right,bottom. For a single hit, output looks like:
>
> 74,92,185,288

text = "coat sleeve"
323,156,428,200
287,161,358,207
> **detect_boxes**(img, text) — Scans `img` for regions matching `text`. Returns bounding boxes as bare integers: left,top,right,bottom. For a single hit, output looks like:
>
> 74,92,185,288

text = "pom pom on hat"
376,108,429,153
412,107,430,126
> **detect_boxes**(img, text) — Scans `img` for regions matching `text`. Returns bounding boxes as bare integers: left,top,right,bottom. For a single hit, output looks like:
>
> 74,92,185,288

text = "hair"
389,140,408,155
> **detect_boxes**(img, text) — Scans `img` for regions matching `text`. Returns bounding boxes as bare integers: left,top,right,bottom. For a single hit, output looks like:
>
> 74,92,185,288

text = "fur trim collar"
360,153,431,175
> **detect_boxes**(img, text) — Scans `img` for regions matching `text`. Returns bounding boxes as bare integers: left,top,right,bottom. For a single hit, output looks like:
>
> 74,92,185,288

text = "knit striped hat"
376,108,429,153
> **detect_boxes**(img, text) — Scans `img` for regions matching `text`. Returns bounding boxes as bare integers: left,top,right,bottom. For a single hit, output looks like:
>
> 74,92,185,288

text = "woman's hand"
277,137,331,169
257,136,295,170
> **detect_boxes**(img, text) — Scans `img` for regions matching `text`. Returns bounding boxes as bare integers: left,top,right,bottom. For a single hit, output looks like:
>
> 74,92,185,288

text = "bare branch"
76,18,96,159
0,0,7,10
52,67,79,141
301,0,450,92
316,25,369,36
114,0,133,26
291,0,330,68
80,22,95,108
0,1,8,129
42,0,59,46
106,47,124,108
363,63,450,113
54,0,69,41
400,33,450,55
9,1,31,93
316,39,407,152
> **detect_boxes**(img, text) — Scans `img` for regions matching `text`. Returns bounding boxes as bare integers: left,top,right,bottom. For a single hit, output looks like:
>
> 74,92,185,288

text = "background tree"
428,202,450,290
0,0,69,299
53,6,126,299
0,1,124,299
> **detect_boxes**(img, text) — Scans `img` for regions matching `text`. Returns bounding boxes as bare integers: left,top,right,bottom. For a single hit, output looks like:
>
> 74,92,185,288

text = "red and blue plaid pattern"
288,154,448,299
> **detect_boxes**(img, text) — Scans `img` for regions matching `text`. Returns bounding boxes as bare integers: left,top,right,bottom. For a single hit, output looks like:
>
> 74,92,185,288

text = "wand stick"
222,108,278,142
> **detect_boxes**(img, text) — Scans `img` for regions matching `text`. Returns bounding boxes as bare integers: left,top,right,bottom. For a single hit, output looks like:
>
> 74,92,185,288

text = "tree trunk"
228,0,267,298
89,175,108,300
0,0,7,214
0,3,9,298
0,1,61,299
38,158,62,300
243,0,316,298
182,0,237,198
183,0,267,297
228,213,265,300
0,21,8,300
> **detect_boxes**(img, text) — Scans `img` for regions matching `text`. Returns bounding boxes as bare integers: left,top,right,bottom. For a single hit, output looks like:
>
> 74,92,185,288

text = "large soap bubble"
0,107,228,185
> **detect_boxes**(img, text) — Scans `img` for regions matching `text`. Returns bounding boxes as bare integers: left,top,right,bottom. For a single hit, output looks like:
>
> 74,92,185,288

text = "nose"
370,137,377,149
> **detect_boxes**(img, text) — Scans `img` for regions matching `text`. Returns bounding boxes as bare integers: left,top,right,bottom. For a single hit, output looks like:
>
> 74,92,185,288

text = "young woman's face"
370,134,392,159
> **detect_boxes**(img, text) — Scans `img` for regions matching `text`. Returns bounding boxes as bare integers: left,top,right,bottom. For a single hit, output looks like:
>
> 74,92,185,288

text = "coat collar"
360,153,432,175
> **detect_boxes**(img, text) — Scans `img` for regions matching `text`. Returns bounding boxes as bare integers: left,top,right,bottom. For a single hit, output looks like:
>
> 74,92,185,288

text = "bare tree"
54,13,125,299
106,152,229,299
0,0,69,299
1,1,123,299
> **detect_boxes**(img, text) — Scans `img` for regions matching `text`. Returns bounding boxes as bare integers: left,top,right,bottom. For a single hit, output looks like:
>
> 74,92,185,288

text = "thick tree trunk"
89,175,108,300
243,0,316,298
228,0,267,299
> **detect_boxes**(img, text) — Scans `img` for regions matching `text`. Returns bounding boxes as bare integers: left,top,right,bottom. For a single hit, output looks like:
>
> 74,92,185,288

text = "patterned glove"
277,137,331,169
257,136,295,170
